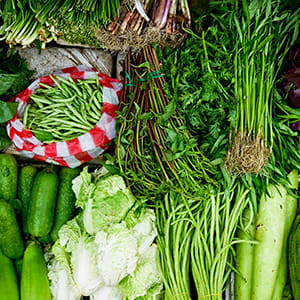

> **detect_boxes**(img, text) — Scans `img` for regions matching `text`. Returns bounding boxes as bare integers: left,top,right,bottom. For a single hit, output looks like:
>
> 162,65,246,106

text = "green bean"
49,118,91,130
59,75,84,96
93,95,103,112
38,82,53,89
22,104,31,127
86,108,101,121
77,76,99,85
71,95,85,110
30,94,52,105
25,75,108,142
82,81,96,97
65,103,91,127
53,81,76,98
86,114,101,124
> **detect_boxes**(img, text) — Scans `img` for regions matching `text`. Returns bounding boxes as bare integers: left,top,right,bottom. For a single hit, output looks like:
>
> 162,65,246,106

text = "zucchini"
21,242,51,300
50,167,80,241
288,214,300,300
0,249,19,300
0,154,18,202
17,165,38,234
27,167,59,237
0,200,24,259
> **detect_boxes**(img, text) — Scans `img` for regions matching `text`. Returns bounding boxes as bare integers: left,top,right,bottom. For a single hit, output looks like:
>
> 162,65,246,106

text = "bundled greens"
0,0,120,48
0,0,192,49
95,0,191,51
224,0,300,174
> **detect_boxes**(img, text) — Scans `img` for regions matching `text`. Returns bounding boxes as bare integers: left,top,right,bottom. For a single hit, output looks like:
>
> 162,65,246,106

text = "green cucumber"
14,257,23,281
17,165,38,234
21,242,51,300
50,166,80,241
0,200,24,259
0,154,18,202
38,234,53,244
27,167,59,237
0,249,19,300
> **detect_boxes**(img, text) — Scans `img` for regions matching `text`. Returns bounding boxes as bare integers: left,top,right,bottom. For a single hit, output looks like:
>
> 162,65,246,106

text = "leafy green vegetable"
55,216,102,296
159,14,236,161
0,101,18,123
0,45,33,100
0,43,33,150
73,169,136,235
47,168,162,300
118,245,163,299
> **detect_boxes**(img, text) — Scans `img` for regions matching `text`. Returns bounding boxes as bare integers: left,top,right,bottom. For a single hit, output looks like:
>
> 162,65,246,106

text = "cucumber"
17,165,38,234
14,257,23,281
21,242,51,300
50,167,80,241
0,249,19,300
0,154,18,202
38,234,53,244
27,167,59,237
0,200,24,259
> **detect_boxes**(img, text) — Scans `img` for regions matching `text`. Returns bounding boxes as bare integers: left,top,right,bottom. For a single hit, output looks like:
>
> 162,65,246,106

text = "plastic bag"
7,65,122,168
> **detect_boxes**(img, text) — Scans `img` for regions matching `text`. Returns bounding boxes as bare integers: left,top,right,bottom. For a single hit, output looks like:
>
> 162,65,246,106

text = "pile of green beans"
22,75,103,143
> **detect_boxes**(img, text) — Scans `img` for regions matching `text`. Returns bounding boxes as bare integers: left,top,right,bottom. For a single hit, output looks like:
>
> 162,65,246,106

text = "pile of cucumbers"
0,153,80,300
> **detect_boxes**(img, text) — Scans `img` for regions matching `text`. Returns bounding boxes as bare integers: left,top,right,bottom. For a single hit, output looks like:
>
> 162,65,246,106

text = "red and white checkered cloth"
6,65,122,168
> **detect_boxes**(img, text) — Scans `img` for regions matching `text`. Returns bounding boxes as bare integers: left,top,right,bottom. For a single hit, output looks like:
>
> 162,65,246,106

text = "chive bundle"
22,75,103,143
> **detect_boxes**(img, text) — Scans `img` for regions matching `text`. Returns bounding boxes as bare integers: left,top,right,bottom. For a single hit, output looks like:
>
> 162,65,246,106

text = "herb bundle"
95,0,191,51
117,45,216,199
224,0,300,174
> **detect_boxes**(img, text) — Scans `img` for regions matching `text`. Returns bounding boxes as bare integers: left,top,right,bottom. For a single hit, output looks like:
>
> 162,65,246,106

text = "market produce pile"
0,0,191,51
1,0,300,300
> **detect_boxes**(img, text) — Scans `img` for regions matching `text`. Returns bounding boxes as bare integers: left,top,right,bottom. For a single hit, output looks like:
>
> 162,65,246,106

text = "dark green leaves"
0,102,18,123
0,44,33,150
0,46,33,101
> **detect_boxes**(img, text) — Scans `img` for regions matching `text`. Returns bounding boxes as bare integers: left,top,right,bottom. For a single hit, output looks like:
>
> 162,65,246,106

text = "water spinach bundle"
225,0,300,174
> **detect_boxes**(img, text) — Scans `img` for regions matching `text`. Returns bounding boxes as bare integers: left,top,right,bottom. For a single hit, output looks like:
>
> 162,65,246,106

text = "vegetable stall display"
0,0,191,50
1,0,300,299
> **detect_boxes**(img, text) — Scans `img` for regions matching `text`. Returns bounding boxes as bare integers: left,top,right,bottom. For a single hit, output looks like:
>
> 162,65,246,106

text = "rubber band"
167,292,222,299
123,70,164,87
198,293,223,299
